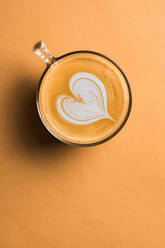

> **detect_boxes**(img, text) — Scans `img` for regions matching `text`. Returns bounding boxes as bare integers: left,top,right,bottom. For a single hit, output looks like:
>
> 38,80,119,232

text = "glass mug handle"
32,40,55,65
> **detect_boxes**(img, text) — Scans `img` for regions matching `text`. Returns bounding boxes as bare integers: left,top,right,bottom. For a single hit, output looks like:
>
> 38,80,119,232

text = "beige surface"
0,0,165,247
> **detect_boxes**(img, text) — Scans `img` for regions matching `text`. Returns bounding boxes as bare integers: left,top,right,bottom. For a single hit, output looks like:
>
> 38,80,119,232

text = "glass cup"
32,40,132,146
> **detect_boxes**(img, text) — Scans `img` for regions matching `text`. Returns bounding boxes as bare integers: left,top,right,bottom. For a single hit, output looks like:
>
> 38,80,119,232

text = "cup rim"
36,50,132,146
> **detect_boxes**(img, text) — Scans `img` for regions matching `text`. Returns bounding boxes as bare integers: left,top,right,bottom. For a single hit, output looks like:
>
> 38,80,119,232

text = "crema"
38,52,131,145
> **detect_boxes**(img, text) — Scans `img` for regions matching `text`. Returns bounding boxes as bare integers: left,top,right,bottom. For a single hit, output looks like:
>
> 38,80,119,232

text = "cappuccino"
38,52,131,145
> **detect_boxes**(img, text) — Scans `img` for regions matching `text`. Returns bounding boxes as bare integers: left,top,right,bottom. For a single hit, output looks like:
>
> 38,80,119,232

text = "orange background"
0,0,164,247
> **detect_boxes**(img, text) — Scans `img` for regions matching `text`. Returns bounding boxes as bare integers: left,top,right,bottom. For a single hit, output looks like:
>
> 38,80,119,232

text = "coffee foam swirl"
56,72,114,125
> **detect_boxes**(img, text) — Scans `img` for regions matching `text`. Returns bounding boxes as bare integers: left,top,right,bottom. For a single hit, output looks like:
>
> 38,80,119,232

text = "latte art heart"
56,72,114,125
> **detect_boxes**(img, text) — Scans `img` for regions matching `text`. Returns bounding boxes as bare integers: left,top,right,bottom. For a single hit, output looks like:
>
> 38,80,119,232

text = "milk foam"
56,72,114,125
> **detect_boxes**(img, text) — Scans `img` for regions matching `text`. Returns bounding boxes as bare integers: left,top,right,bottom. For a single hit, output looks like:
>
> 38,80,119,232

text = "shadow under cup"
35,50,132,147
